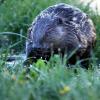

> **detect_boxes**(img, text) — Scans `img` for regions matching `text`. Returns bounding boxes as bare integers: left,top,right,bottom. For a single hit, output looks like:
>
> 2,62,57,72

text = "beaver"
26,3,96,69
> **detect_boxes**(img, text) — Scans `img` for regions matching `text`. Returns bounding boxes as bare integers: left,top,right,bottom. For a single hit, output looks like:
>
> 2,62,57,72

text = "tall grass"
0,55,100,100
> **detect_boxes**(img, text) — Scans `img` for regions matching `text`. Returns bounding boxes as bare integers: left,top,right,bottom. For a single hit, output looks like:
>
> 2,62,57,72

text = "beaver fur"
26,3,96,69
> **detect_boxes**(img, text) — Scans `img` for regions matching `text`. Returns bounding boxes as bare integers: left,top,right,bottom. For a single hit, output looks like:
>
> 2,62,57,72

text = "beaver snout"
27,47,51,62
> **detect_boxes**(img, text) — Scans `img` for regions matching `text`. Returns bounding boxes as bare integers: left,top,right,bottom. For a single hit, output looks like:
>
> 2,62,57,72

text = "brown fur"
25,3,96,69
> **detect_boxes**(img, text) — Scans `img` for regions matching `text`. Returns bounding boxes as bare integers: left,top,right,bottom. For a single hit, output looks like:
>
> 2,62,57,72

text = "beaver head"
26,3,96,68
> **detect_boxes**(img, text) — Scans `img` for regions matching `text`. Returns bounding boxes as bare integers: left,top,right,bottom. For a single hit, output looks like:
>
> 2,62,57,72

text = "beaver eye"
56,18,63,25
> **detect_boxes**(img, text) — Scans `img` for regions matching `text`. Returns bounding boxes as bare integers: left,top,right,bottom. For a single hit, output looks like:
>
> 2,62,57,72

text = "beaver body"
26,3,96,68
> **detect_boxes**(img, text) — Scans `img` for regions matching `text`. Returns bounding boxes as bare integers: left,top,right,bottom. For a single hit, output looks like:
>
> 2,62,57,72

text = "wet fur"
26,3,96,69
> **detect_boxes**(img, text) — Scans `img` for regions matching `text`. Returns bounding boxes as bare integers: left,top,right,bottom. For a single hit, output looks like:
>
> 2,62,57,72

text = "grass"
0,55,100,100
0,0,100,100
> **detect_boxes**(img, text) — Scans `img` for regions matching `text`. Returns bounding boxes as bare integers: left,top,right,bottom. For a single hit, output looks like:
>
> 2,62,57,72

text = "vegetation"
0,56,100,100
0,0,100,100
